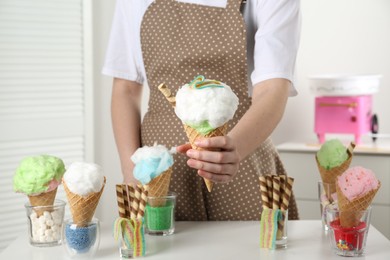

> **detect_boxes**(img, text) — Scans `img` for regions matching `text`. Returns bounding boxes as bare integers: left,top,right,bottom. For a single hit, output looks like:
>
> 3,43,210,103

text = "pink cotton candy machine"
309,74,382,144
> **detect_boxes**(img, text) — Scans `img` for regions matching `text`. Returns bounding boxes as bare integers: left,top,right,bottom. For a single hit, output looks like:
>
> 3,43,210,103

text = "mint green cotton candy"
187,121,214,135
13,155,65,195
317,139,348,170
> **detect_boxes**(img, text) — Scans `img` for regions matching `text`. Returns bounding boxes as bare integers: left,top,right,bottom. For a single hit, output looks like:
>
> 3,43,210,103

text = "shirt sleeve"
102,0,144,84
251,0,301,96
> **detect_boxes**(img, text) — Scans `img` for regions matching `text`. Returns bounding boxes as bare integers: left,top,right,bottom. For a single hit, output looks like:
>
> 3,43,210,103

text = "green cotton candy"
13,155,65,195
317,139,348,170
186,121,215,135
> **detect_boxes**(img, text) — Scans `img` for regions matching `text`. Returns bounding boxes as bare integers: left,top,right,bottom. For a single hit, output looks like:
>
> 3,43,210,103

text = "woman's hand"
176,136,240,183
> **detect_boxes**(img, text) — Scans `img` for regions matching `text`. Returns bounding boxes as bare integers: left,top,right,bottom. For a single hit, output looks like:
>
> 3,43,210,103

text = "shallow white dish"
308,74,382,96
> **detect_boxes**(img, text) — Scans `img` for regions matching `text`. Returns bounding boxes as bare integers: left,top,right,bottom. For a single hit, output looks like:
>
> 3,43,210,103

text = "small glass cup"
145,192,176,236
318,181,337,231
25,199,66,247
63,218,100,259
275,209,288,249
326,206,372,257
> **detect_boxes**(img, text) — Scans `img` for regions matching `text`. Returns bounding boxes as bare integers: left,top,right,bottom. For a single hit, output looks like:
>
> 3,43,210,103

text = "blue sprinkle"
65,223,97,253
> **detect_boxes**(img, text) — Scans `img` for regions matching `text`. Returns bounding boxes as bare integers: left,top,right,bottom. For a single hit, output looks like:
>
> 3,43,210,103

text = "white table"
1,220,390,259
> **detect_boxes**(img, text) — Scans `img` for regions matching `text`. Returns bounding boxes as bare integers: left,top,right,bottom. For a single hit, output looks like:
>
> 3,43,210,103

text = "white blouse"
102,0,301,96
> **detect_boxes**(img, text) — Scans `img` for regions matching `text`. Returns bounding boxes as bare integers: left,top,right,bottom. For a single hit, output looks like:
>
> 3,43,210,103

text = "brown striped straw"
272,176,283,239
347,142,356,156
259,176,271,209
131,184,141,219
137,185,149,219
277,176,288,239
115,185,126,218
278,176,294,239
266,175,273,203
279,175,286,206
272,177,280,210
122,184,131,218
281,177,294,211
158,83,176,108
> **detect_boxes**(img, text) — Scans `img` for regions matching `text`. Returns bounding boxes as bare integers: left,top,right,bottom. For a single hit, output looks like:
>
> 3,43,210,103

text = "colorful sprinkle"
65,223,97,253
189,75,224,89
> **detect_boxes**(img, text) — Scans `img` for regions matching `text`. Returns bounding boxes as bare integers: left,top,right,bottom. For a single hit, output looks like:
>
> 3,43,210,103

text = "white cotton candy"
175,82,239,129
63,162,105,196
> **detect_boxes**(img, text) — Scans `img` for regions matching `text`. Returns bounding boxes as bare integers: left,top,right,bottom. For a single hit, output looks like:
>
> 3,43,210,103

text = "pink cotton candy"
337,166,379,201
46,179,60,192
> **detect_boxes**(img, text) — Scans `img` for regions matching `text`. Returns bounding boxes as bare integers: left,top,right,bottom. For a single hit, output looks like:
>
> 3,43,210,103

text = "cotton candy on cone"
63,177,106,227
336,182,381,228
28,188,58,216
148,167,172,207
183,123,228,192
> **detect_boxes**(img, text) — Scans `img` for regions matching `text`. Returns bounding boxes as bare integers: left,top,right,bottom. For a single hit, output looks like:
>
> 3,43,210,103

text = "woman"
103,0,300,220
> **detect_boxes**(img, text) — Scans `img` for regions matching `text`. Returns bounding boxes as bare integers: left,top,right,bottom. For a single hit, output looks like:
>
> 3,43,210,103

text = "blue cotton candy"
131,144,174,185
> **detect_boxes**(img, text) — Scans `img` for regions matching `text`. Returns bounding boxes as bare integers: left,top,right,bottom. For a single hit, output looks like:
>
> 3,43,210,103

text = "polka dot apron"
140,0,299,220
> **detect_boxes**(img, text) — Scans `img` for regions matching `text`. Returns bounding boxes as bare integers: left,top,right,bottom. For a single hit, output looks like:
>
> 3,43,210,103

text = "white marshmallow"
30,212,38,220
46,219,54,227
43,211,52,221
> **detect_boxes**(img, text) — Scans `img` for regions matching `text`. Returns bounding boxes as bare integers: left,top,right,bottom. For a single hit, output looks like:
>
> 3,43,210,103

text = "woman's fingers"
183,135,240,183
194,136,235,150
186,149,238,164
187,158,237,175
176,143,192,154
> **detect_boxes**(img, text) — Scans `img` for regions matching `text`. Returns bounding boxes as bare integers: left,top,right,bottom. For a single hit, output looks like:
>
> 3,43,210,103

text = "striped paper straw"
115,184,126,218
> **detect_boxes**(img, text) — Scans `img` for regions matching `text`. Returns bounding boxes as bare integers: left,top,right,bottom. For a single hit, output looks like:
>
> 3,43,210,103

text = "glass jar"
63,218,100,258
25,199,66,247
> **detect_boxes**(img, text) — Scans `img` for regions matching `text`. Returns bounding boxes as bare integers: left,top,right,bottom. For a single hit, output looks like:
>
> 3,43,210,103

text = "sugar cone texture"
336,182,381,228
316,153,353,196
148,167,172,207
183,123,228,192
28,188,58,216
63,177,106,227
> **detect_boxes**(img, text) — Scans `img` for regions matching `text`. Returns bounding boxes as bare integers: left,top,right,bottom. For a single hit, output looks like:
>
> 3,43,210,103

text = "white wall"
93,0,390,223
92,0,119,223
272,0,390,144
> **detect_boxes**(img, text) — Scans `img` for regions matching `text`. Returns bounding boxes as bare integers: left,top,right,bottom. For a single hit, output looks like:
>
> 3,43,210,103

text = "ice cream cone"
28,188,58,216
148,167,172,206
316,148,354,196
183,123,228,192
316,142,355,195
63,177,106,227
336,182,381,228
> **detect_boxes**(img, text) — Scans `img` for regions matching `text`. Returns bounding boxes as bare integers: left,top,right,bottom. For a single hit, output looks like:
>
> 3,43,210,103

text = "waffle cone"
316,152,353,195
336,181,381,228
63,177,106,226
28,188,58,216
183,123,228,192
148,167,172,207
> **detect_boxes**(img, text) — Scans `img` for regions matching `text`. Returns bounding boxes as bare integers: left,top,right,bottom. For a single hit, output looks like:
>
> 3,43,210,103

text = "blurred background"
0,0,389,251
